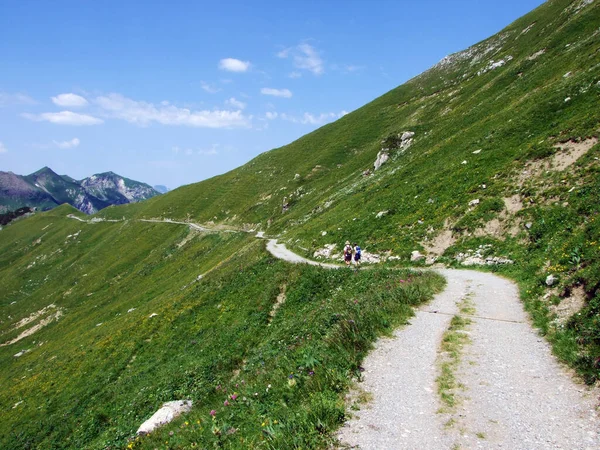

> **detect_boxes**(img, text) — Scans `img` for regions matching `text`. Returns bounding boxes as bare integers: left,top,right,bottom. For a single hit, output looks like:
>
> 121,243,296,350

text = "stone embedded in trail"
137,400,193,435
468,199,480,207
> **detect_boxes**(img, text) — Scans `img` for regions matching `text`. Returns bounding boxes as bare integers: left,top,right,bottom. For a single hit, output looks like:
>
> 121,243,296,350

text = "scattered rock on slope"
137,400,193,435
411,250,425,262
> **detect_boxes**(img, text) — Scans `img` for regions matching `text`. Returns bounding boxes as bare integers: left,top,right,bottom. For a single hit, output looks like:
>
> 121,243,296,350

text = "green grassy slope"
0,206,442,449
1,0,599,448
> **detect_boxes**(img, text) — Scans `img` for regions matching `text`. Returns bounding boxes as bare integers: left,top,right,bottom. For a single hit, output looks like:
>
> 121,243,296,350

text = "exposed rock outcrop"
374,151,389,170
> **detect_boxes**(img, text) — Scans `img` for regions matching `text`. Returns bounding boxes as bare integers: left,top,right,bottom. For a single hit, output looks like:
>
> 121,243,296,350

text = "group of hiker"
343,241,361,267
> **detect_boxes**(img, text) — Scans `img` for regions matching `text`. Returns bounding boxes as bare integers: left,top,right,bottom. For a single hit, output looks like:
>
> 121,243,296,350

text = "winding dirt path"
66,215,599,447
265,239,341,269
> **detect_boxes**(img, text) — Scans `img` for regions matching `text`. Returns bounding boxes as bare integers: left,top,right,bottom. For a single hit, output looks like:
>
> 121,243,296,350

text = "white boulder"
137,400,193,435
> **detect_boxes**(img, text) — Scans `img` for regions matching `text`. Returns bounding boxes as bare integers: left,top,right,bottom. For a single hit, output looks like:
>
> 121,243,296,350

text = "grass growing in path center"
437,293,475,413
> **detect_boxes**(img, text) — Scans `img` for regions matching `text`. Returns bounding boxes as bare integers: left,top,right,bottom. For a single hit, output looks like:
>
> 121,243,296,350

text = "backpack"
355,246,361,257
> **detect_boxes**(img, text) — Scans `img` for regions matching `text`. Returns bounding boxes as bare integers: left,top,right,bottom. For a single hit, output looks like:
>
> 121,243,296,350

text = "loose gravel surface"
338,269,600,450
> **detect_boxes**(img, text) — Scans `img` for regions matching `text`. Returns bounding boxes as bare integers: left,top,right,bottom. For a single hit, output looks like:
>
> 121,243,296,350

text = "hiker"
353,243,361,266
343,241,353,266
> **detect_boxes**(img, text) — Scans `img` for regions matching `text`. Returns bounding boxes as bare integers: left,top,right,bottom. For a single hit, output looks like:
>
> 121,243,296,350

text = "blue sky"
0,0,545,189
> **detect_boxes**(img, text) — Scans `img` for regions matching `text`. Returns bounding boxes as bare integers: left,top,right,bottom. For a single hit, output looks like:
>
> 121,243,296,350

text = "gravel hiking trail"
338,269,599,450
261,240,599,449
265,239,341,269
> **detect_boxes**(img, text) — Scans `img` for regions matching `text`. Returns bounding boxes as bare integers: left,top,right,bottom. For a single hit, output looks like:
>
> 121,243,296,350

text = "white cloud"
288,71,302,79
0,142,7,153
260,88,292,98
281,110,347,125
0,92,36,106
51,93,88,107
201,81,221,94
265,111,278,120
277,48,291,59
22,111,103,125
295,44,323,75
219,58,250,72
53,137,80,149
225,97,246,110
279,43,324,75
95,93,250,128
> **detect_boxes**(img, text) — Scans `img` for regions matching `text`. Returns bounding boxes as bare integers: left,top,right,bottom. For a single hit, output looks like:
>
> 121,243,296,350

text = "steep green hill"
1,1,599,448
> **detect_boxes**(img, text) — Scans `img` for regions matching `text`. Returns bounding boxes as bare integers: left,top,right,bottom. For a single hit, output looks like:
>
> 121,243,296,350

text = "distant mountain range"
0,167,161,214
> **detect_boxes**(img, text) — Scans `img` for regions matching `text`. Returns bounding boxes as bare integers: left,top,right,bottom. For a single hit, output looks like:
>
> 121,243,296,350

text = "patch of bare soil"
12,304,57,329
474,218,503,238
1,307,63,347
423,220,456,256
516,137,598,185
503,195,524,213
550,286,587,325
506,217,524,238
268,284,287,323
553,137,598,171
